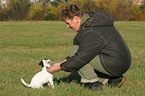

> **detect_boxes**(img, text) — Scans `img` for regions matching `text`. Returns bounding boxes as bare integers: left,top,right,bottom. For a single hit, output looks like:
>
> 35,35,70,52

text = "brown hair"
60,4,83,21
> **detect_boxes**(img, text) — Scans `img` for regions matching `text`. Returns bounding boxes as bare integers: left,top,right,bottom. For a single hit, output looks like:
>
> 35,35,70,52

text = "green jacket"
61,11,131,76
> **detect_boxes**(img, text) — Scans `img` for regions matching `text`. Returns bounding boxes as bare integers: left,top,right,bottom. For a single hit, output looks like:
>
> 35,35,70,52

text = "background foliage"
0,0,145,21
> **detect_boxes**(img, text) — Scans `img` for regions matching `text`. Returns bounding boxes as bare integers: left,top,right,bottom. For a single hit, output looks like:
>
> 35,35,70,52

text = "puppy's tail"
21,78,31,88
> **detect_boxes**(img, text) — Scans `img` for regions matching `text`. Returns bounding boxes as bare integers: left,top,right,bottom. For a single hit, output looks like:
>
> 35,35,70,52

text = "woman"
47,4,131,90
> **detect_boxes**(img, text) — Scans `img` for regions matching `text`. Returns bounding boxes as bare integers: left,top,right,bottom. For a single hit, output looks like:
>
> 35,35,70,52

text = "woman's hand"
46,63,61,73
46,59,67,73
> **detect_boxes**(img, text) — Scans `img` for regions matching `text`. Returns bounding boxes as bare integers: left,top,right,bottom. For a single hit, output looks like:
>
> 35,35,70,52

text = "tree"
0,1,2,20
130,1,145,21
0,1,2,10
6,0,31,20
82,0,97,13
26,2,45,20
45,5,57,20
38,0,50,6
69,0,85,8
95,0,135,21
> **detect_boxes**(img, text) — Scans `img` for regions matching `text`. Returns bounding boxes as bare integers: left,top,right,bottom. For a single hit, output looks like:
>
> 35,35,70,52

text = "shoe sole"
118,77,126,88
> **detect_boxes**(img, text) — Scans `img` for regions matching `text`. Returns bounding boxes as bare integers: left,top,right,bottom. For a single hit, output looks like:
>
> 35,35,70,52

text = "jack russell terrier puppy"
21,59,54,88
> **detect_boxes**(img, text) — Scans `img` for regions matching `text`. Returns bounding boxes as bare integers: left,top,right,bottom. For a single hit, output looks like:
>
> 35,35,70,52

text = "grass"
0,21,145,96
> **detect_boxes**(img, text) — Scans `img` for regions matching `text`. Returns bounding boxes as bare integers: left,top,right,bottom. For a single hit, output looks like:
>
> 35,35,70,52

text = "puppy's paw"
47,83,50,87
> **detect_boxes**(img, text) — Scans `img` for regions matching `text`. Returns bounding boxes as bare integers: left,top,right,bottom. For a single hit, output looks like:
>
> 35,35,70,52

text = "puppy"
21,59,54,88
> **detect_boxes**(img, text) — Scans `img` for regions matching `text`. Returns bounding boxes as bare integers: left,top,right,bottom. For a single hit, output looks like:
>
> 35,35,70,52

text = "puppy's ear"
39,61,44,67
44,58,48,60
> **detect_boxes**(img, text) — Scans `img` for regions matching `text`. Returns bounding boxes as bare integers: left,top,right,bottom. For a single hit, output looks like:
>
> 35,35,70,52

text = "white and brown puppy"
21,59,54,88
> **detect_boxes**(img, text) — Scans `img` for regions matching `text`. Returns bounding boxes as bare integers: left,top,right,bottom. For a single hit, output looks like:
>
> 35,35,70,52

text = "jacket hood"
82,11,114,27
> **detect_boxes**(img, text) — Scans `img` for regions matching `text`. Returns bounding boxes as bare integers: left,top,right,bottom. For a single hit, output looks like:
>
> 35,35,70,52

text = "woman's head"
60,4,83,21
60,4,83,32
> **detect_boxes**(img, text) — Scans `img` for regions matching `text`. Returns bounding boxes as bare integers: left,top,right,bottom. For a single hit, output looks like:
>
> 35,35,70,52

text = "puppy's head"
39,58,51,68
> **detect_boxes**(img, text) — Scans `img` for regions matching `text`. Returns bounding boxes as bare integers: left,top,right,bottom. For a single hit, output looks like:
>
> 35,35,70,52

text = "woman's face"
65,16,81,32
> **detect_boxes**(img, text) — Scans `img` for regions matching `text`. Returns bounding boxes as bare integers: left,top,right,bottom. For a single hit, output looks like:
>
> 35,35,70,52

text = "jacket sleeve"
60,30,106,72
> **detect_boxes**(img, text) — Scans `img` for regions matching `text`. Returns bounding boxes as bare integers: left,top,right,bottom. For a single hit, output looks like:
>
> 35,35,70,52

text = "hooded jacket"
60,11,131,76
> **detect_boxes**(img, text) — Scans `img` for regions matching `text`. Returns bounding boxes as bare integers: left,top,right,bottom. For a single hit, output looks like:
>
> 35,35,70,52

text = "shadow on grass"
53,70,81,85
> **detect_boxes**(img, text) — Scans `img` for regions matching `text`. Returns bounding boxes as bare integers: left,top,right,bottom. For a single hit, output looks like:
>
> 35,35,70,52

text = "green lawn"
0,21,145,96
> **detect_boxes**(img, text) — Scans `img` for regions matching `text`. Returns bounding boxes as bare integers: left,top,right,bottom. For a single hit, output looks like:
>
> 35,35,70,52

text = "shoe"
108,76,126,88
84,81,103,91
